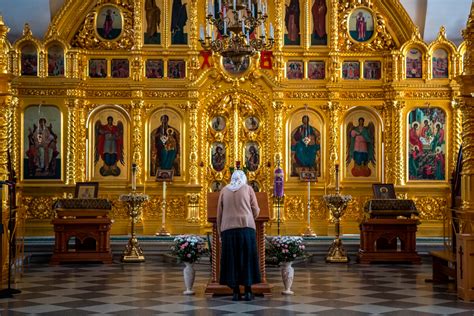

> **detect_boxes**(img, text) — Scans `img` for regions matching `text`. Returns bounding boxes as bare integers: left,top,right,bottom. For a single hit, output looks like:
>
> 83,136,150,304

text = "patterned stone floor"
0,256,473,315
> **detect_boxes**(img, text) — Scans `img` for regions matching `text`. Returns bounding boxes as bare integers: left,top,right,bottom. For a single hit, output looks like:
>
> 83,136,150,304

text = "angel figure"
95,116,124,176
346,117,375,177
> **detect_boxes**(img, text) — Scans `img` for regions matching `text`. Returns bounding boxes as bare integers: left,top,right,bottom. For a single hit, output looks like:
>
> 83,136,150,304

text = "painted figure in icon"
171,0,188,44
311,0,327,45
346,117,375,177
285,0,300,44
151,114,180,176
246,145,259,172
145,0,161,38
26,118,59,177
291,115,321,176
95,116,124,176
103,9,114,39
212,144,226,172
356,11,366,41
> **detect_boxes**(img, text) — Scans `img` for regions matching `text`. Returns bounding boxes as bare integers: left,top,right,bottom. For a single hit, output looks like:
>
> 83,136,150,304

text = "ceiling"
0,0,472,45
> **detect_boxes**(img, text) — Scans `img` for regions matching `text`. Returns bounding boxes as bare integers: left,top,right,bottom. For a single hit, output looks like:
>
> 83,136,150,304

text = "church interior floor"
0,257,473,315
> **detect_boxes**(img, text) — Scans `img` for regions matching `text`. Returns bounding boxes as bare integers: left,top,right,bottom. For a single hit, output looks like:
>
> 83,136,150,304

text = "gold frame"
346,6,377,45
94,4,125,42
20,103,65,183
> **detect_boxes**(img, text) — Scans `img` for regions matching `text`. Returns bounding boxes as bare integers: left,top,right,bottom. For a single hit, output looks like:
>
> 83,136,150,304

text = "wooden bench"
429,250,456,283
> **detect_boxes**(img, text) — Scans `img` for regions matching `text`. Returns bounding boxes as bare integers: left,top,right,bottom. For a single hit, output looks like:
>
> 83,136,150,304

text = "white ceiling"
0,0,472,45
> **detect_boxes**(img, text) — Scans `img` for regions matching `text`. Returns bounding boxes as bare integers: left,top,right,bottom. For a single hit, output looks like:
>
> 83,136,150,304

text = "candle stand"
120,192,149,262
323,193,352,263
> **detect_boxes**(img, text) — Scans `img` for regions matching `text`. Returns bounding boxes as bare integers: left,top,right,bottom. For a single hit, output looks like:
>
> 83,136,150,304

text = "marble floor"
0,257,473,315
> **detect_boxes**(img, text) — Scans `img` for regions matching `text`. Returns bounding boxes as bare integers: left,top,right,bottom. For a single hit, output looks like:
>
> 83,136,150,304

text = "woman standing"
217,170,261,301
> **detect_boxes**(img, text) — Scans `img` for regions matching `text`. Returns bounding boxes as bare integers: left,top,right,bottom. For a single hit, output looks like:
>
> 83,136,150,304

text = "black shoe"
244,292,253,301
232,293,241,301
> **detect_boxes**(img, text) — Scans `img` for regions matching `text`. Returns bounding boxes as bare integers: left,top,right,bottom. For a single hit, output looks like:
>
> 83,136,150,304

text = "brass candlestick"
323,193,352,263
120,192,149,262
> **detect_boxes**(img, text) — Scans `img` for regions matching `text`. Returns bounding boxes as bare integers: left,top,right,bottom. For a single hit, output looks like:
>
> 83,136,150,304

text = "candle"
260,23,265,37
270,22,274,38
163,180,166,200
335,164,340,192
200,25,204,41
233,0,236,10
224,19,227,35
242,20,245,34
219,0,222,12
246,32,250,44
248,0,251,9
131,163,137,191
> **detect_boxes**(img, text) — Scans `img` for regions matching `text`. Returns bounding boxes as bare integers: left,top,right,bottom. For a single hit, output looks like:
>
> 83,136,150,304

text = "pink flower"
187,253,192,257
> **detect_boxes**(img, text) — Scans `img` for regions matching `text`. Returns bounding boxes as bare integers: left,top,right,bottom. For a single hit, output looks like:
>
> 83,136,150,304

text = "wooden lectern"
205,192,272,297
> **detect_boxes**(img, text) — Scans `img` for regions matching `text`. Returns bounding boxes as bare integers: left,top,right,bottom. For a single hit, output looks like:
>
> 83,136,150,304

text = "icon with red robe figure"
95,116,124,176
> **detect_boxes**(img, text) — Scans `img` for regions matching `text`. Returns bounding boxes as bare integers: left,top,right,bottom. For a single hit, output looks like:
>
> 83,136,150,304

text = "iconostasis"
0,0,465,237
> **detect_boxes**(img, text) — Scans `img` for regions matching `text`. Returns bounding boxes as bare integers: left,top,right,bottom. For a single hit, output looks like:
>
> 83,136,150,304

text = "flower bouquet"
171,235,209,295
267,236,306,295
267,236,306,263
171,235,208,263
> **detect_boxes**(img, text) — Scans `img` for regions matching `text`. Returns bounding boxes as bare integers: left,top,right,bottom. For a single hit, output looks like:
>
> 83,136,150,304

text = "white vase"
280,261,294,295
183,262,196,295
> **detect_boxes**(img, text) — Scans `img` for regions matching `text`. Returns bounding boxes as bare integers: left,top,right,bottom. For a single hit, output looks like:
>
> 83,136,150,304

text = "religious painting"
211,180,224,192
289,110,323,178
89,59,107,78
168,60,186,78
408,107,446,181
144,0,162,44
432,48,449,79
149,109,181,177
344,110,377,180
93,111,126,178
21,43,37,76
146,59,164,78
211,142,226,172
47,44,64,77
222,55,250,75
75,182,99,199
96,4,123,41
406,49,422,79
311,0,327,45
348,7,374,43
171,0,189,45
308,61,325,80
287,61,304,79
342,61,360,80
363,61,381,80
372,183,396,199
284,0,301,45
249,180,260,192
111,59,129,78
245,142,260,172
156,169,174,181
23,105,61,180
211,116,226,131
244,116,259,131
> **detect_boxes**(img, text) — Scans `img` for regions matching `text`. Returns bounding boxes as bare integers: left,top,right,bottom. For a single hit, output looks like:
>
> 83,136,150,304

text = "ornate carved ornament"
144,91,188,98
338,1,396,52
284,91,329,99
72,2,135,50
339,91,385,100
404,90,452,99
86,90,132,98
428,27,458,56
18,88,67,97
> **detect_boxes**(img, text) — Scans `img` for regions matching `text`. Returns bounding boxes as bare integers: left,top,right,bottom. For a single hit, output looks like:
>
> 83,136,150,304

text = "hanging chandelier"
199,0,274,67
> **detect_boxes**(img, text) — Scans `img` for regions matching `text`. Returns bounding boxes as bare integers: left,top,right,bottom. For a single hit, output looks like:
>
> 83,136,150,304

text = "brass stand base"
325,238,349,263
121,237,145,262
156,227,171,236
302,226,317,237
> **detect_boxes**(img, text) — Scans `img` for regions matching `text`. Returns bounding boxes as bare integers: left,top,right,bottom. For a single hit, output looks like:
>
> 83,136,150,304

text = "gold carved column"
184,100,199,185
65,98,78,185
392,99,405,185
131,98,144,185
457,3,474,301
328,101,341,184
383,100,395,184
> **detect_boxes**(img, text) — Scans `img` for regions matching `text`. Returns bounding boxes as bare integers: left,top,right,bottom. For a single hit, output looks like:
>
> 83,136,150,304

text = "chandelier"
199,0,274,67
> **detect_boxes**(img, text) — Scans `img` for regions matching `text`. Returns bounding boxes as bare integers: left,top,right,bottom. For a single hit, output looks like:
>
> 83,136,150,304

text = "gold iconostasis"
0,0,467,237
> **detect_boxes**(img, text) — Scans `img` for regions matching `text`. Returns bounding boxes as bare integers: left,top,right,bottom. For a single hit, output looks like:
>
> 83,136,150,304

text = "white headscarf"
226,170,247,192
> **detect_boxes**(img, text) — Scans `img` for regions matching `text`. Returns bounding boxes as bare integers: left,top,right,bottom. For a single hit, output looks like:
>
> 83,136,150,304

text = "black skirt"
220,227,261,288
